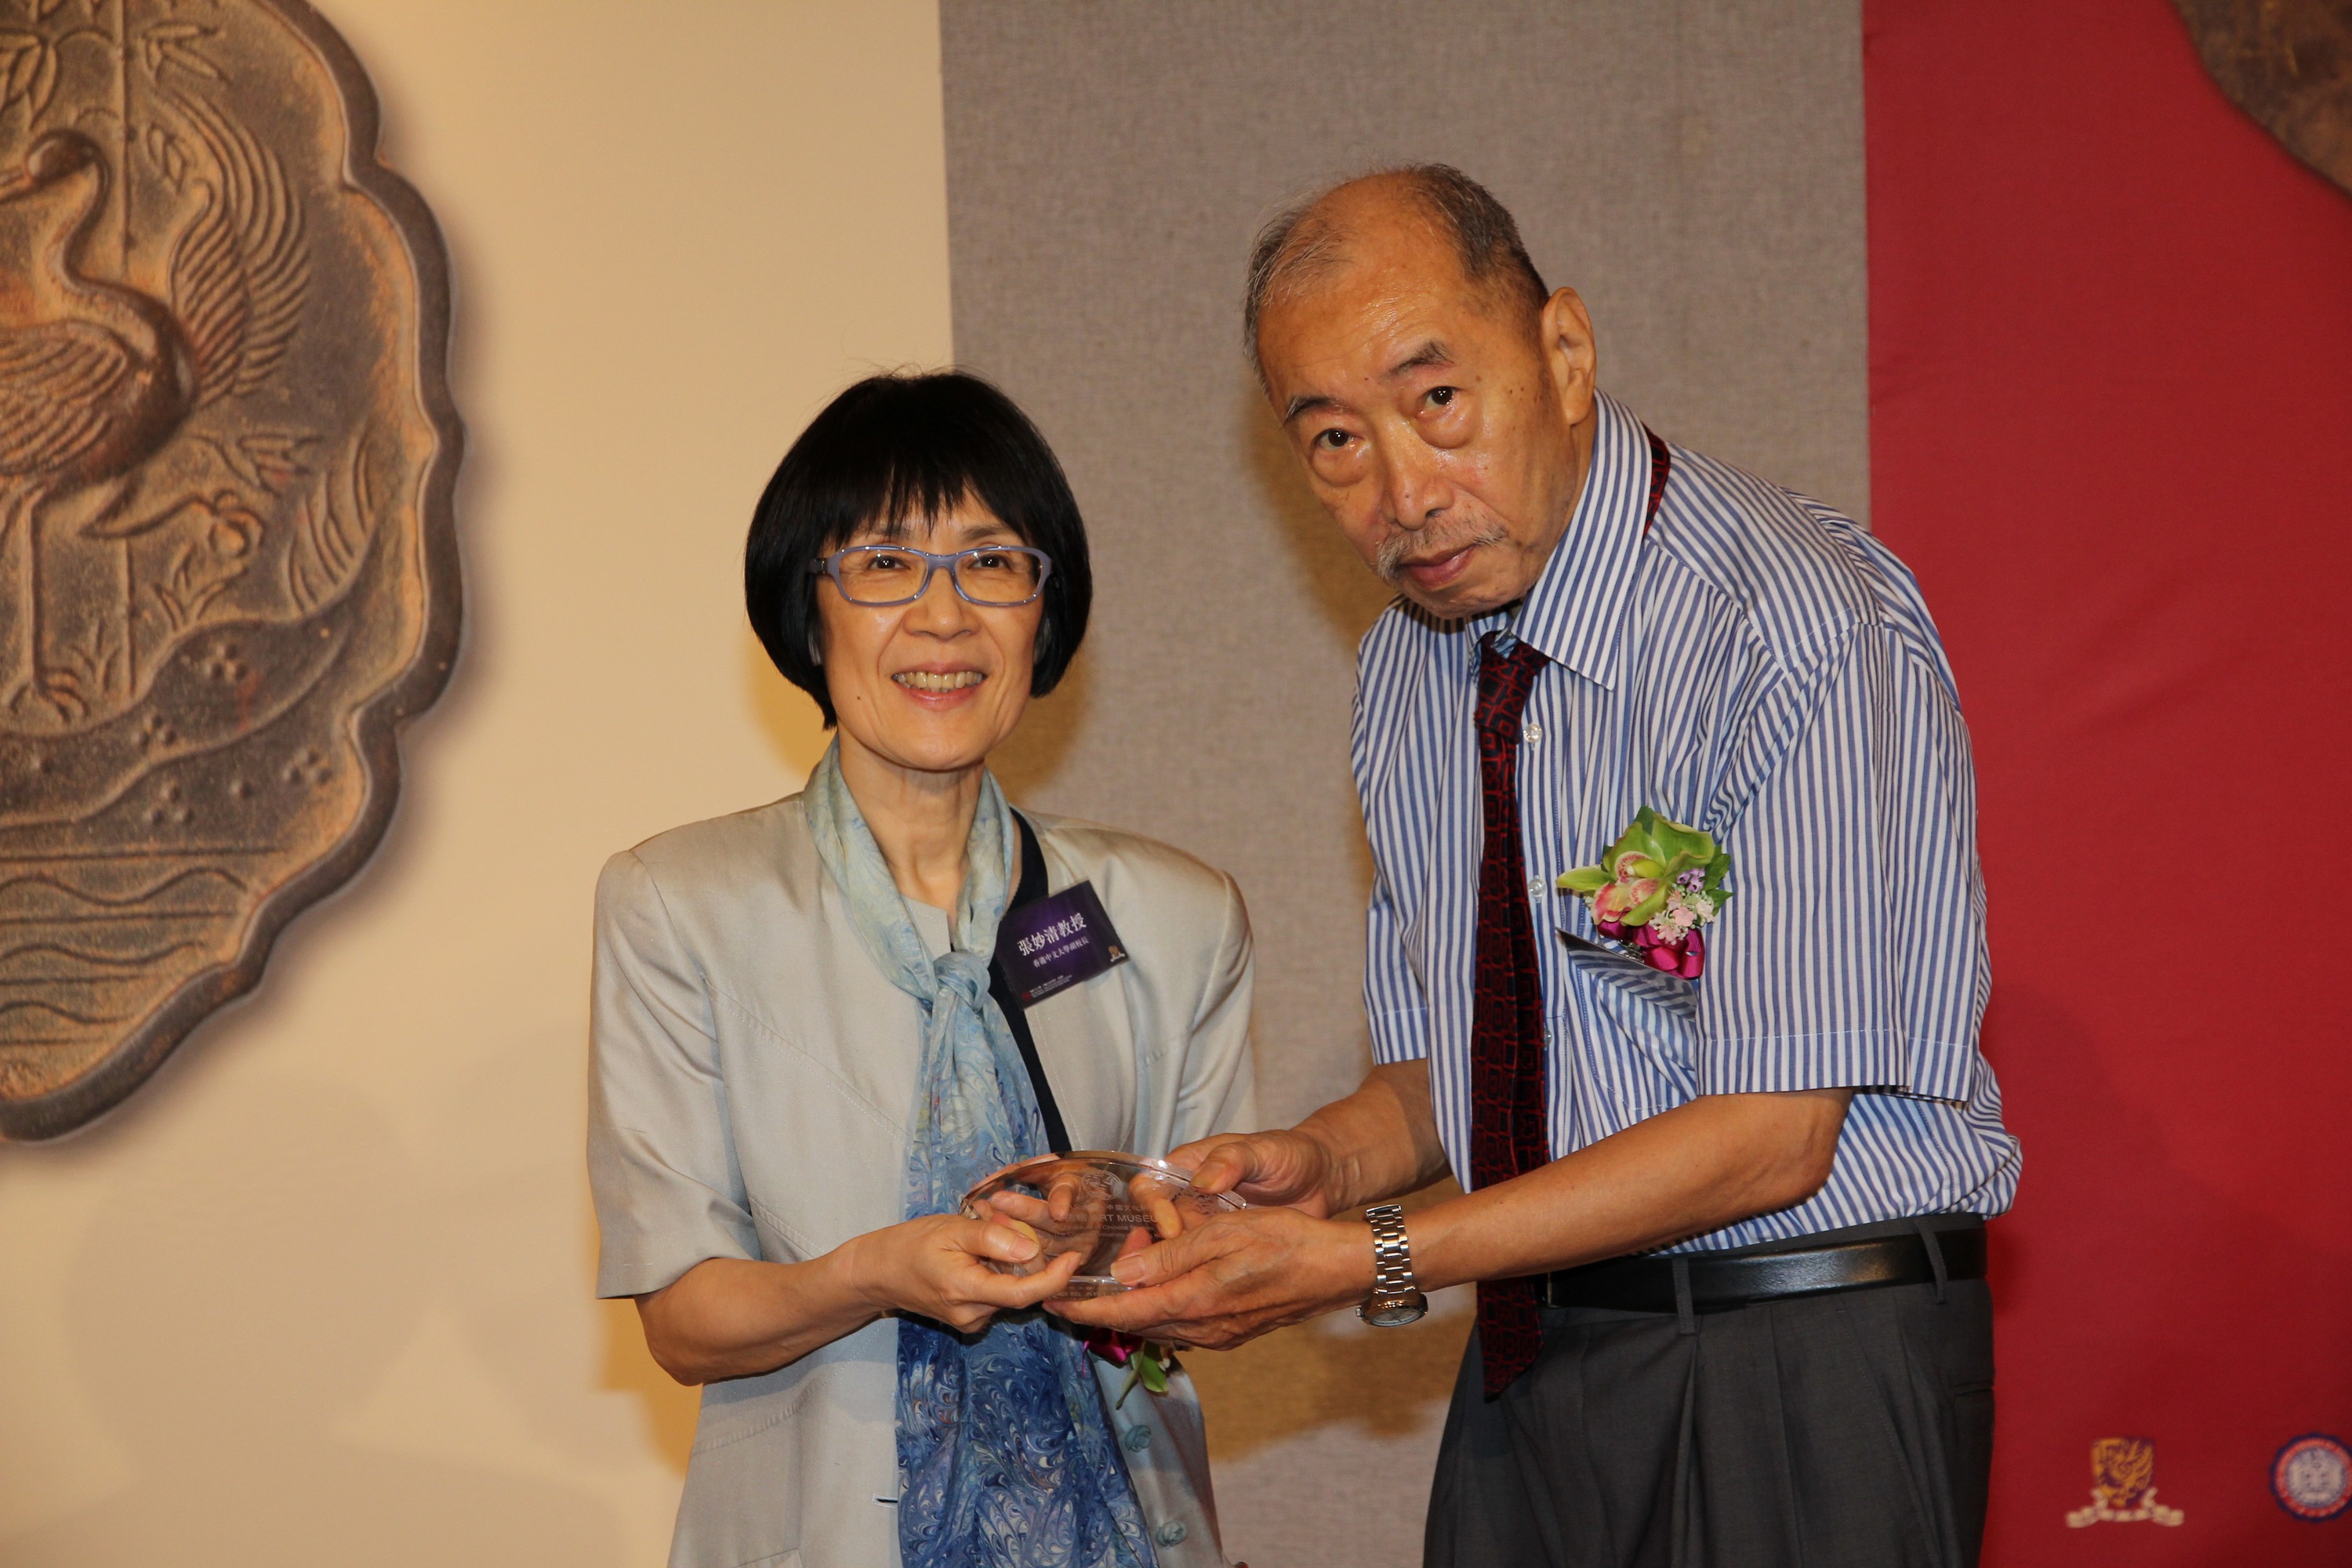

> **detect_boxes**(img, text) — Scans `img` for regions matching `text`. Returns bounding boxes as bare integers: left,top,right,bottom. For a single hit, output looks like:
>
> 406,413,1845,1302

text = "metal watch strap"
1365,1203,1417,1295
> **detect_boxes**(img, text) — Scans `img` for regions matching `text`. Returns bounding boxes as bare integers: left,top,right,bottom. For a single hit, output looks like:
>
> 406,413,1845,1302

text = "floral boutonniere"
1087,1328,1178,1407
1555,808,1731,980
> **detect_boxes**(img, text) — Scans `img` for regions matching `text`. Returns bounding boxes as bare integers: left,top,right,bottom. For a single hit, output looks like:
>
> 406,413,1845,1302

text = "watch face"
1361,1294,1429,1328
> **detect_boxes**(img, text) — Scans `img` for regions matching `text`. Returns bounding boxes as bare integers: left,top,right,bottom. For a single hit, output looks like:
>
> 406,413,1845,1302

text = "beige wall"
0,3,949,1562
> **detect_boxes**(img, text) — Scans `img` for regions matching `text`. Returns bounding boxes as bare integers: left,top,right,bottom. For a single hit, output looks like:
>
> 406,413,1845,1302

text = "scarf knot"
929,949,993,1010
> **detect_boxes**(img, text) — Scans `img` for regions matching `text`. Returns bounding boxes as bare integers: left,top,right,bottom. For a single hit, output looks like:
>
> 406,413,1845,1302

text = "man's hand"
1167,1129,1340,1216
1047,1206,1376,1349
1165,1058,1449,1220
1081,1066,1853,1356
1062,1086,1854,1356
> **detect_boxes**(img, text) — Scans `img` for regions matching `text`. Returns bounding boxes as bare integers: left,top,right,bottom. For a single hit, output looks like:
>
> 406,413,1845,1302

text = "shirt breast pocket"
1559,933,1699,1022
1557,938,1702,1120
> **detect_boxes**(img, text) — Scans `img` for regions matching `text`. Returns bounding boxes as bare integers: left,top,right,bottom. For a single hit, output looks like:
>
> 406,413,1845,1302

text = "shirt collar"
1501,390,1653,689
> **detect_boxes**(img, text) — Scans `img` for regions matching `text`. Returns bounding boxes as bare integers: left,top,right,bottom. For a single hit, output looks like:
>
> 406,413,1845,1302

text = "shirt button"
1523,723,1544,743
1156,1522,1189,1546
1527,877,1544,899
1123,1425,1152,1452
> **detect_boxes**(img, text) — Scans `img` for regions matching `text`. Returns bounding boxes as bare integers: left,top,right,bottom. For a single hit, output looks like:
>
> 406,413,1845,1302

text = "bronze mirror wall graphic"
2175,0,2352,197
0,0,459,1139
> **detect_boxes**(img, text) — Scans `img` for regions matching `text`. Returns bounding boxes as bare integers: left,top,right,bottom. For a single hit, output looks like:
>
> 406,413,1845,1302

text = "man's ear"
1538,287,1598,426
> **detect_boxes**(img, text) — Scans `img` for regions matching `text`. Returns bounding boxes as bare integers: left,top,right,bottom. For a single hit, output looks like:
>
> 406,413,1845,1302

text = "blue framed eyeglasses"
811,544,1054,608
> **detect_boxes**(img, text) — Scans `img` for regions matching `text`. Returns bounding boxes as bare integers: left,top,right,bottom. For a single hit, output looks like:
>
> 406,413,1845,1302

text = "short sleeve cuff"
1693,1028,1909,1096
1366,1005,1431,1066
1893,1039,1980,1104
590,1127,762,1298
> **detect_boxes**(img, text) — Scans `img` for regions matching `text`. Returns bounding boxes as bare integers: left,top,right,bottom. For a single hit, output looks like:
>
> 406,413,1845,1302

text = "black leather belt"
1538,1218,1986,1316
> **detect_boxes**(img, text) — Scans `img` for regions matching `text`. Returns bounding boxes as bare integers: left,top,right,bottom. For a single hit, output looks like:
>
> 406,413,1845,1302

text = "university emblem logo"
0,0,459,1138
2065,1436,2186,1528
2273,1435,2351,1522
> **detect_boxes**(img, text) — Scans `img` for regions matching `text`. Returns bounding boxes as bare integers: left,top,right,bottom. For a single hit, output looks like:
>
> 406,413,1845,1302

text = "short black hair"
745,371,1092,727
1243,164,1550,368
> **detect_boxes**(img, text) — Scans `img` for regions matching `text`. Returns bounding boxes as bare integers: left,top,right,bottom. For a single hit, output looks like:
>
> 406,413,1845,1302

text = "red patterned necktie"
1464,428,1670,1395
1468,630,1554,1396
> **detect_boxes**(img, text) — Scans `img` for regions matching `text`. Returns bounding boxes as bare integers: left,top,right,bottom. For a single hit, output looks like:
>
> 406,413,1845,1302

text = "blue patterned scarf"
804,744,1151,1568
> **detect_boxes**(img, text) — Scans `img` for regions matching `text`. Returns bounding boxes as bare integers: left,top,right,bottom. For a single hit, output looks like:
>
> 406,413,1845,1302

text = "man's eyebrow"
1279,339,1456,424
1388,339,1454,377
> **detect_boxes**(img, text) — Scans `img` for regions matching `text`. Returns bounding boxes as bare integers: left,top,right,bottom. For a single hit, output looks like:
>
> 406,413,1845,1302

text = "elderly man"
1054,165,2020,1567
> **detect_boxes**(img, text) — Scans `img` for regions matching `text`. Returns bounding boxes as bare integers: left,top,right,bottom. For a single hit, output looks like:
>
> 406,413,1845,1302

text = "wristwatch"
1358,1203,1428,1327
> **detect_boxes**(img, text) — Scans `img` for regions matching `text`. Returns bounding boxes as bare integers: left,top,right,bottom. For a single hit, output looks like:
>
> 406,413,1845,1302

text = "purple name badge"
995,881,1128,1007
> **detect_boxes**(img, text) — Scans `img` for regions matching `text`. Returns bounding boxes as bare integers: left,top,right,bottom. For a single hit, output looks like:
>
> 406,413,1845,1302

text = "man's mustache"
1374,522,1509,585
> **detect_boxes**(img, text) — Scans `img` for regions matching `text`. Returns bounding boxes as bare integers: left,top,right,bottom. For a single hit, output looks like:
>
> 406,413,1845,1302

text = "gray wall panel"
940,5,1865,1559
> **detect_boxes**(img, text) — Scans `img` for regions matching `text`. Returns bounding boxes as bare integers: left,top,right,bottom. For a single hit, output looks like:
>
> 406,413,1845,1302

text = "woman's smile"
893,667,988,696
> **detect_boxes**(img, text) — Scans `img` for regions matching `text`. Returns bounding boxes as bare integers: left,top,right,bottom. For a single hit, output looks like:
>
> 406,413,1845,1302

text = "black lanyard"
987,812,1073,1154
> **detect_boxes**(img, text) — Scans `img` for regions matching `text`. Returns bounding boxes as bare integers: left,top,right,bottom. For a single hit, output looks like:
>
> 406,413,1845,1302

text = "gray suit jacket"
589,792,1258,1568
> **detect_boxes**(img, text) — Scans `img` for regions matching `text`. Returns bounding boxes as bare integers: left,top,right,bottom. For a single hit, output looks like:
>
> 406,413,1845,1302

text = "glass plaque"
961,1151,1243,1298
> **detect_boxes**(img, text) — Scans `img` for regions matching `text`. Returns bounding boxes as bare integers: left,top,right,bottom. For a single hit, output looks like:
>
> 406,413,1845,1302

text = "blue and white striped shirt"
1354,391,2020,1251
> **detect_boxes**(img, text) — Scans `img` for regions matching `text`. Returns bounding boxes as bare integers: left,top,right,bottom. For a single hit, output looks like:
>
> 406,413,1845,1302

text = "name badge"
995,881,1129,1006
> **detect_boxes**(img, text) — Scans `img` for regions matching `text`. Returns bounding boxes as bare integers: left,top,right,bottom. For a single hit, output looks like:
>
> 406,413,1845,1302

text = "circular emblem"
2273,1435,2352,1521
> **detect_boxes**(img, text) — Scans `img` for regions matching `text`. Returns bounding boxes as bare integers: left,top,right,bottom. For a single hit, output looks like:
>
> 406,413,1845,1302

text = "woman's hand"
637,1214,1084,1385
842,1212,1084,1334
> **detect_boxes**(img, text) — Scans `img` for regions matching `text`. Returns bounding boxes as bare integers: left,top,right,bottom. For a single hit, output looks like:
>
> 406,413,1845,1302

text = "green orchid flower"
1556,807,1733,929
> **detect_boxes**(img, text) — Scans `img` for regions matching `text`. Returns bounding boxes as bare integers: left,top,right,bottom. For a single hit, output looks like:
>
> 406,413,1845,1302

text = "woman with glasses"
587,372,1254,1568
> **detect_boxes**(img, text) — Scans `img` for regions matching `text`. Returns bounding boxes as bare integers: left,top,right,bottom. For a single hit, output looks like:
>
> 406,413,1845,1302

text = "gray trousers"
1425,1279,1993,1568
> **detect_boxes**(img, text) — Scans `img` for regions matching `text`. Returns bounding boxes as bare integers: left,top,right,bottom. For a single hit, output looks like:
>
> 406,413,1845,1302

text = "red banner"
1864,1,2352,1559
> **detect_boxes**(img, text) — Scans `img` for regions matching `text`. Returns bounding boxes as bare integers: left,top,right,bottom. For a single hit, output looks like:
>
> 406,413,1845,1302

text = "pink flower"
1594,878,1658,924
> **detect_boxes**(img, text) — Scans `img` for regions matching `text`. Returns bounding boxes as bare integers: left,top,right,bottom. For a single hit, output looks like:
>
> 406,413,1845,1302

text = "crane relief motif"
0,0,460,1139
0,89,311,724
